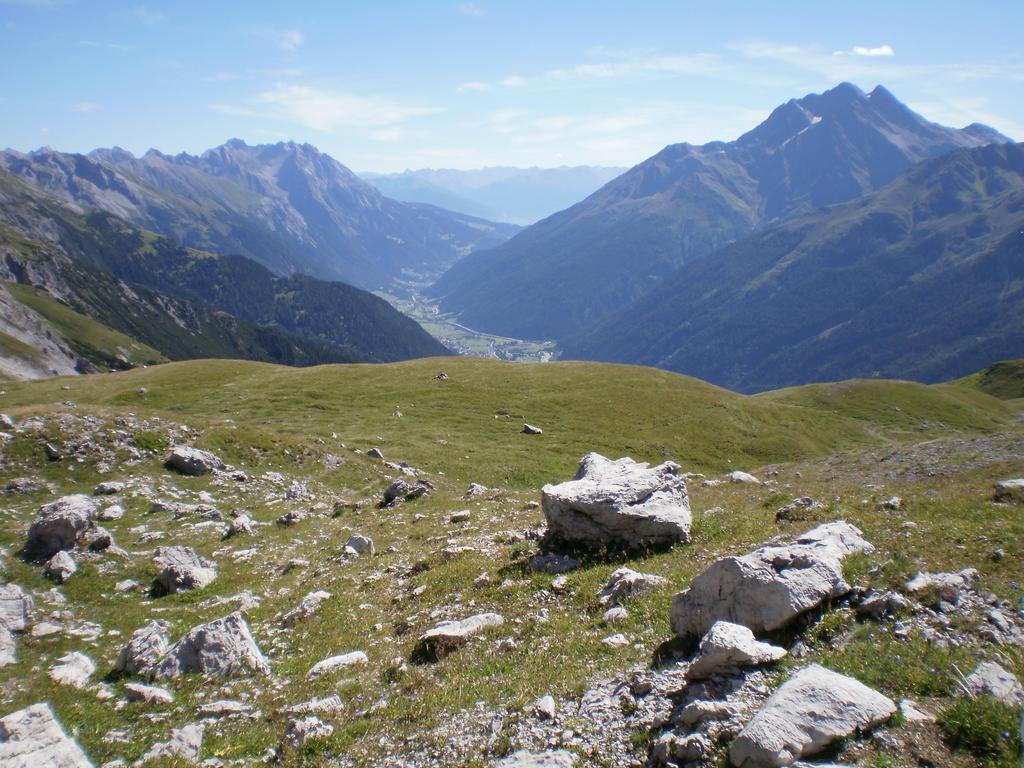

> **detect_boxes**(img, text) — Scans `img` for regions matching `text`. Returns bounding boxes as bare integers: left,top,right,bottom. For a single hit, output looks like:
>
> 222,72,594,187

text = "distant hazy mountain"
430,83,1010,341
0,140,519,291
0,166,448,377
564,142,1024,392
361,166,626,225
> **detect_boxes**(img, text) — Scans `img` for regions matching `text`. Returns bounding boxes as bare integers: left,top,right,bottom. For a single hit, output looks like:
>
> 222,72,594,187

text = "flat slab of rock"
165,446,224,476
730,664,895,767
155,612,270,678
124,682,174,704
48,652,95,689
598,567,667,605
730,471,760,484
0,584,33,633
307,651,368,677
965,661,1023,705
116,620,171,675
281,590,331,627
495,750,577,767
0,702,92,767
687,621,787,680
541,453,691,549
154,546,217,593
670,522,872,638
415,613,504,661
25,495,96,559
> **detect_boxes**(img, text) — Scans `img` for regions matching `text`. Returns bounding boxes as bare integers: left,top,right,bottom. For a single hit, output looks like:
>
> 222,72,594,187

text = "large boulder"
541,453,691,549
155,612,270,678
115,620,171,675
670,522,872,638
730,664,895,767
0,702,92,767
686,621,787,680
415,613,504,661
25,495,96,559
165,446,225,476
154,546,217,593
0,584,33,633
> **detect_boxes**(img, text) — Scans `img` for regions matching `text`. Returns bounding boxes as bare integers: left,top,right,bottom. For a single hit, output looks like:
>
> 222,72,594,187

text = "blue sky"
1,1,1021,172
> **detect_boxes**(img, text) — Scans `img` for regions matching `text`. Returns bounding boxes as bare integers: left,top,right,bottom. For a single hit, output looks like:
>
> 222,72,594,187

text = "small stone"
154,546,217,593
522,423,543,435
165,446,224,476
140,723,203,763
366,447,385,459
94,481,125,495
601,633,629,648
965,661,1023,705
346,534,375,556
729,470,760,484
285,716,333,747
124,683,173,705
686,621,787,680
281,591,332,627
307,651,368,677
598,567,666,605
899,699,934,723
602,606,628,624
495,750,576,768
115,620,171,676
449,510,471,523
532,694,556,720
44,551,77,583
415,613,504,661
49,652,95,689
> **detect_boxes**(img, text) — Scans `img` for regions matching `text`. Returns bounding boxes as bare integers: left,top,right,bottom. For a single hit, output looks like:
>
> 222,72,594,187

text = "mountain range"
361,165,626,225
0,140,519,292
564,142,1024,392
429,83,1010,342
0,166,448,378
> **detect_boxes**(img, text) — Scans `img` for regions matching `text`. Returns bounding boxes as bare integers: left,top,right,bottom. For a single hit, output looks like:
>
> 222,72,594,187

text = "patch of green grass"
939,696,1022,767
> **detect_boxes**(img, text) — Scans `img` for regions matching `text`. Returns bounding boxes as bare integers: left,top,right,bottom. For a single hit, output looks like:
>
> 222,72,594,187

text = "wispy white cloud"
835,44,895,57
909,98,1023,139
214,83,439,132
499,75,526,87
70,101,99,113
457,2,484,17
456,81,491,93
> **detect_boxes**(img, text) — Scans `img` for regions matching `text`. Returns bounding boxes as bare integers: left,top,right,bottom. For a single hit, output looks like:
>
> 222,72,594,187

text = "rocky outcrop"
541,453,691,549
165,445,225,476
154,546,217,593
729,664,895,767
155,612,270,678
670,522,873,638
0,702,92,767
415,613,504,661
25,494,96,559
115,620,171,675
0,584,33,633
686,622,787,680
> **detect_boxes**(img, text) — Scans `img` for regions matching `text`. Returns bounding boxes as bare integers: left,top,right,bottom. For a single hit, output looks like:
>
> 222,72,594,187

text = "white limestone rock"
541,453,691,549
496,750,577,768
48,652,95,689
670,522,873,638
165,445,224,476
415,613,504,661
0,583,33,633
124,683,174,705
285,716,333,746
154,546,217,593
687,621,787,680
965,661,1023,706
281,590,331,627
115,620,171,676
729,664,895,767
45,551,78,583
25,495,96,559
155,612,270,678
307,651,368,677
597,567,667,605
140,723,203,763
0,625,15,668
0,702,92,767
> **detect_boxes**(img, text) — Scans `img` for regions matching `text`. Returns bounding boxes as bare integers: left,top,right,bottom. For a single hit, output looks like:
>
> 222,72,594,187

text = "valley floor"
0,358,1021,767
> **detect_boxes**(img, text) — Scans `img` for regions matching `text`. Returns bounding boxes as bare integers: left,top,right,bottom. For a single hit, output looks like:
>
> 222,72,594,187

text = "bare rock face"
116,619,171,676
414,613,504,661
541,453,691,549
0,702,92,767
154,546,217,593
670,522,873,638
686,621,787,680
598,567,667,605
155,612,270,678
729,664,895,767
25,494,96,559
44,551,77,583
165,445,225,476
0,584,34,633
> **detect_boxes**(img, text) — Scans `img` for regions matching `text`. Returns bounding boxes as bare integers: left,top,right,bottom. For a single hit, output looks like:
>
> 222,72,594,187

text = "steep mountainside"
362,165,626,224
0,140,519,291
563,143,1024,392
0,168,449,376
430,83,1009,340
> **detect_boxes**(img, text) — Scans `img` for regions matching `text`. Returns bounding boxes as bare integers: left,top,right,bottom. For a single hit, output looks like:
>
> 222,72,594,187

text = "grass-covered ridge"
955,358,1024,400
1,357,1015,489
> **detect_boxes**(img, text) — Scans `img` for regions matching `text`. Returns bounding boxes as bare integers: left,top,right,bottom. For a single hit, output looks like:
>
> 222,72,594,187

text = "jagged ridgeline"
0,167,450,378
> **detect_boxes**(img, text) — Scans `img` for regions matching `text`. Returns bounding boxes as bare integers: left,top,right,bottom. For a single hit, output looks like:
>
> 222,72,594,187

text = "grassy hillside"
1,357,1015,488
0,358,1020,767
955,358,1024,400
